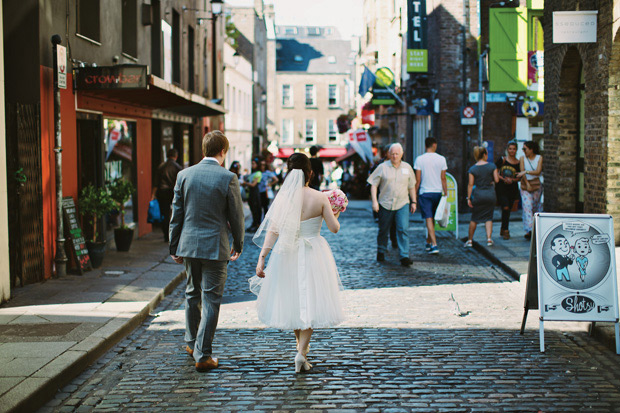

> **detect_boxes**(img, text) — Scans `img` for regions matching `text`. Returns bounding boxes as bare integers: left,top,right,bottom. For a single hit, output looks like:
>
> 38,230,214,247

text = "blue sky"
225,0,364,39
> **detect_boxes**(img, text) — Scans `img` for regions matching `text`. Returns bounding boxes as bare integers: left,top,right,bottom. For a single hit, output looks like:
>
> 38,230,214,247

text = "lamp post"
211,0,223,100
51,34,67,278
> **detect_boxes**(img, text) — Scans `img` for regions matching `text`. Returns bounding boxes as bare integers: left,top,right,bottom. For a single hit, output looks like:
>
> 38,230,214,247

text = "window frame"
281,119,294,144
328,84,339,107
305,119,316,143
282,84,293,107
328,119,338,142
305,84,316,107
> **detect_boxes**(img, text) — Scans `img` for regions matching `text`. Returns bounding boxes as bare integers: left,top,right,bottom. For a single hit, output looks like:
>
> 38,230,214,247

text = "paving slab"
0,231,186,413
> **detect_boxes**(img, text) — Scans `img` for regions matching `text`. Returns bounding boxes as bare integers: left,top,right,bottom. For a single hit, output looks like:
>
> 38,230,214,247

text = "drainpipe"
51,35,67,278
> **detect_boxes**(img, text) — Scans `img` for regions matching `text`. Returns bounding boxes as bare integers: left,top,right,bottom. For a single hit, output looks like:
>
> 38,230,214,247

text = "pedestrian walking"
414,137,448,254
243,159,263,232
169,130,245,372
516,140,543,240
151,148,182,242
259,160,278,217
495,141,521,240
464,146,499,248
368,143,417,266
250,153,345,373
309,145,324,190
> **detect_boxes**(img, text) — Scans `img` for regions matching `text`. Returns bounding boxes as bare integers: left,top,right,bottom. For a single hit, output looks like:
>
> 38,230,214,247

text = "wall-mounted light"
233,51,241,66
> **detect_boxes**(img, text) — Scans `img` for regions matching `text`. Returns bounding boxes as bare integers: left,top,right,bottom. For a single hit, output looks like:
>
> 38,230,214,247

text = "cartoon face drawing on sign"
542,221,611,290
573,238,592,282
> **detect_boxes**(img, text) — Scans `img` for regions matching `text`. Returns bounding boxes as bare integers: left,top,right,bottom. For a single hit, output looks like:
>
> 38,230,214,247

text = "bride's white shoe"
294,352,312,373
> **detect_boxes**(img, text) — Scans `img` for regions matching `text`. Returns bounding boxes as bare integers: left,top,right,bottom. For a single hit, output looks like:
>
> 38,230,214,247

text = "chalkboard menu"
62,197,92,274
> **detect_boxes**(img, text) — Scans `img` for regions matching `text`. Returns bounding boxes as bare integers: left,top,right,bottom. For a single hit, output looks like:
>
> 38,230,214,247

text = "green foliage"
78,184,115,242
225,16,240,49
108,178,135,229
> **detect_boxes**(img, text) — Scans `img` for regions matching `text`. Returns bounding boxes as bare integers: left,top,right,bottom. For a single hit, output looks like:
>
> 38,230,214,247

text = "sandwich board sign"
521,213,620,354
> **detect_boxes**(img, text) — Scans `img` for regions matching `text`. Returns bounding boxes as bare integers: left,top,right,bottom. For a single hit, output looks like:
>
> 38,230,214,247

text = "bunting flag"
358,66,376,97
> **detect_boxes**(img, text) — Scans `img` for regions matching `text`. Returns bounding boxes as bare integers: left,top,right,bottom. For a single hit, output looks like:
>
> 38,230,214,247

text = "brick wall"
544,0,620,242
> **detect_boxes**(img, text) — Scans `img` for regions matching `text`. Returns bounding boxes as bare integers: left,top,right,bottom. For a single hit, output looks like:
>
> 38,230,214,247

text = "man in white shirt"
368,143,417,266
414,137,448,254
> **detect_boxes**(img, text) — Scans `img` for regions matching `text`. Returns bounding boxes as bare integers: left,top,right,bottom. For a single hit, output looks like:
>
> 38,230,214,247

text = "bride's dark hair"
287,153,312,184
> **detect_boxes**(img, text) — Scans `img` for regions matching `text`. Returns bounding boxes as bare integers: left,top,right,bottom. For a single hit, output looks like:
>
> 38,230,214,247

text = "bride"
249,153,345,373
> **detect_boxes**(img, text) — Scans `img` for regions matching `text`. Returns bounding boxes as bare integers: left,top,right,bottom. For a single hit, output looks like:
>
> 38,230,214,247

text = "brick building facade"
543,0,620,243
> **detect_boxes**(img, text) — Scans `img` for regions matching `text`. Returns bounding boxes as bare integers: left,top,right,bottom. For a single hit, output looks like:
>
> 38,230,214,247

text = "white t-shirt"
413,152,448,194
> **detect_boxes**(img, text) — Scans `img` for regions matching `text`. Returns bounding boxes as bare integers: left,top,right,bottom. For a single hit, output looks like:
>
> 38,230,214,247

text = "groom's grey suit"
169,158,245,363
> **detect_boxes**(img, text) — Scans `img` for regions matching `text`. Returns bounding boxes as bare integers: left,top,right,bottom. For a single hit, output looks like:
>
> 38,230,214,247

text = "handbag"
521,157,541,193
147,199,164,224
434,195,450,228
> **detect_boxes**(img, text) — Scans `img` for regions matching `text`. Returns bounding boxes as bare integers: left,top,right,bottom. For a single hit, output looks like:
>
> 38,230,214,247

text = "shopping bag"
434,195,449,228
147,199,164,224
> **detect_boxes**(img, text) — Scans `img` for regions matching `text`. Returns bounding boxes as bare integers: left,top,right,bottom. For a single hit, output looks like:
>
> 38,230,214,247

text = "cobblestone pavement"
41,209,620,412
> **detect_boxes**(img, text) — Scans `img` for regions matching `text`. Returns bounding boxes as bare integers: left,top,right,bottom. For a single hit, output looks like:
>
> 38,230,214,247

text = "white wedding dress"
249,215,345,330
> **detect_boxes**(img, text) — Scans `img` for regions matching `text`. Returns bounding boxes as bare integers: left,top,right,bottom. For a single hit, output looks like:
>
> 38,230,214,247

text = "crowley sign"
75,65,148,90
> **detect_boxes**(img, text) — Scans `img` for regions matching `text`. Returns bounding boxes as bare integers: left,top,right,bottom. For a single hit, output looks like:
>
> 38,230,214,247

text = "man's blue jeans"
184,258,228,363
378,204,410,259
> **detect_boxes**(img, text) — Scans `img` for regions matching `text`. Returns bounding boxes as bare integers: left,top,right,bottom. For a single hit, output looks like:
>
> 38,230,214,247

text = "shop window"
104,118,137,227
122,0,138,57
76,0,101,43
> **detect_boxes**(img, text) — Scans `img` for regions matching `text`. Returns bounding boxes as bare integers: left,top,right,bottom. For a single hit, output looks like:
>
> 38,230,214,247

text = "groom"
169,130,245,372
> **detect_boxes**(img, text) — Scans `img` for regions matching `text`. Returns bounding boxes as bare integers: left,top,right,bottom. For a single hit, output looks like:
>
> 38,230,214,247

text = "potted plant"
108,178,136,252
78,184,115,268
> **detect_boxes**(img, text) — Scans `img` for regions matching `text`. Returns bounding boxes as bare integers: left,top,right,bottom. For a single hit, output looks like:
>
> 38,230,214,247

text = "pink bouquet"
323,189,348,214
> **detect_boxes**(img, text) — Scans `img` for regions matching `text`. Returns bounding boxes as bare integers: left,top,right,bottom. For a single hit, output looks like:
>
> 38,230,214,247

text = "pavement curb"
3,270,186,413
462,238,522,281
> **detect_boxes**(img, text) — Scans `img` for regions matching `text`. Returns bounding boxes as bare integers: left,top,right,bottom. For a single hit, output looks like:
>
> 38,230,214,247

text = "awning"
275,147,348,159
79,75,226,117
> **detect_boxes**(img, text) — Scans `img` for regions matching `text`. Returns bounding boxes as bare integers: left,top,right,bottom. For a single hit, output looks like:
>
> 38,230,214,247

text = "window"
305,119,316,143
162,20,172,83
305,85,315,107
282,84,292,107
282,119,293,144
122,0,137,57
172,9,181,84
294,55,303,62
187,25,195,91
307,27,321,36
76,0,101,42
328,84,338,106
328,120,338,142
284,27,298,35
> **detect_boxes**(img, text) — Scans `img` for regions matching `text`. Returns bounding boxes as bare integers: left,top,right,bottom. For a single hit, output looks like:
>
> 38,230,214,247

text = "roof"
276,37,353,73
236,31,254,63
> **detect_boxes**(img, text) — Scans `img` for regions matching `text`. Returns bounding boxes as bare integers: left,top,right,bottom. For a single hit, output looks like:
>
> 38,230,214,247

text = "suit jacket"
169,159,245,261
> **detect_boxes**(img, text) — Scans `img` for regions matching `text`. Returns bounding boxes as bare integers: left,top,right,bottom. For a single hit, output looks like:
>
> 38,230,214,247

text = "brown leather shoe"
185,346,194,357
195,357,219,372
502,230,510,240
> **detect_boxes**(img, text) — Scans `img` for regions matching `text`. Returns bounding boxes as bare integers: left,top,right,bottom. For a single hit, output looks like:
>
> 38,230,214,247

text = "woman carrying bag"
495,141,521,240
516,141,543,240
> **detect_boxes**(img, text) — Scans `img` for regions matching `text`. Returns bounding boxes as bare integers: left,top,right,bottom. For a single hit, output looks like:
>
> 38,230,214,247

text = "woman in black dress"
495,141,521,240
465,146,499,247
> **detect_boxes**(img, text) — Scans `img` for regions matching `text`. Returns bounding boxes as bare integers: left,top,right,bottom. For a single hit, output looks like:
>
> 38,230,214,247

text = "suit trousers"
157,188,174,242
377,204,410,259
184,257,228,362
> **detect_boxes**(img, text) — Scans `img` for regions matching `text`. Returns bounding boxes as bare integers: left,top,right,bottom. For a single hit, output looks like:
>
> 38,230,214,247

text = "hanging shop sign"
75,65,148,90
516,100,544,118
521,213,620,354
553,11,598,44
371,67,397,106
407,0,428,72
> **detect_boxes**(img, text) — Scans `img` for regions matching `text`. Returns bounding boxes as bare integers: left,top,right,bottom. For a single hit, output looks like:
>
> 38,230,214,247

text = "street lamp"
211,0,223,16
233,51,241,66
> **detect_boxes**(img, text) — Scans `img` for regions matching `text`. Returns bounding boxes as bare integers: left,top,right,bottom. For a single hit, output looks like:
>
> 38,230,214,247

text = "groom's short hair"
203,130,229,157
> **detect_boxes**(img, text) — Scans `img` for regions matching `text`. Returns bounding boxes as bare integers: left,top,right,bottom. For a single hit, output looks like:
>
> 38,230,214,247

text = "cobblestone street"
41,210,620,412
